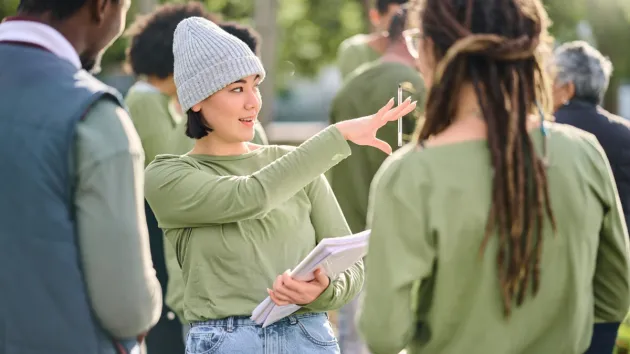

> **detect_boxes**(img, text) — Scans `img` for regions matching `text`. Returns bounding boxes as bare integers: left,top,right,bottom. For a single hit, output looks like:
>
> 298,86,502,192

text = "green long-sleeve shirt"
126,82,270,322
359,123,630,354
145,126,364,322
76,98,163,338
329,60,424,233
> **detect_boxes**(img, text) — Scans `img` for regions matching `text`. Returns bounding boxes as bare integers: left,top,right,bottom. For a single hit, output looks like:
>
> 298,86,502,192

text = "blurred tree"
0,0,19,18
1,0,629,113
584,0,630,112
97,0,367,85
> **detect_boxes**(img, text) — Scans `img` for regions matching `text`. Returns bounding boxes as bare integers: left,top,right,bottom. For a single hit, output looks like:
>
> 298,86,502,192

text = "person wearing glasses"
358,0,630,353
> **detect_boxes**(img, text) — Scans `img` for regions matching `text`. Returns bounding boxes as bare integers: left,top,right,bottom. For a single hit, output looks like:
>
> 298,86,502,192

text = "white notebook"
250,230,370,328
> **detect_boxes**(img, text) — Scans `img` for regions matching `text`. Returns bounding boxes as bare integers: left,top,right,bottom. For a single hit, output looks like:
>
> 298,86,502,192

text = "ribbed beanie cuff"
177,56,265,112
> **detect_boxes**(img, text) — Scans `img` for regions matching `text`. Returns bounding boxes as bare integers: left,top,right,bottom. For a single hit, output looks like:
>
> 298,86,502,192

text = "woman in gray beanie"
144,17,416,354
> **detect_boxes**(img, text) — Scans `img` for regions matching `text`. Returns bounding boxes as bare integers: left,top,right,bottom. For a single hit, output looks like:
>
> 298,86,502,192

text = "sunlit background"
1,0,629,143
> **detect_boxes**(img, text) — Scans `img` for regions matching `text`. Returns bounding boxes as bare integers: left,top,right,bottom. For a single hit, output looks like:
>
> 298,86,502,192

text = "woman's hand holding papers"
268,268,330,306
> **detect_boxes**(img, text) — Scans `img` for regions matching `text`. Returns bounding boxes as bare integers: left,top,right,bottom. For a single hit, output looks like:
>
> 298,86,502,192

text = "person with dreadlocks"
357,0,630,353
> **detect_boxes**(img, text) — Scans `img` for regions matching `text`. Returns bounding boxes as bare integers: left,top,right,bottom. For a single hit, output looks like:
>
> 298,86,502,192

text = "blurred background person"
125,4,220,353
551,40,630,354
552,40,630,230
359,0,630,353
336,0,408,80
329,7,424,353
0,0,162,353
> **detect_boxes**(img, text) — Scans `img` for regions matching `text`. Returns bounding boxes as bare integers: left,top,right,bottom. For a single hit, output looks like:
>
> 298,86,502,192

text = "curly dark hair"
219,22,262,56
414,0,556,317
124,2,221,78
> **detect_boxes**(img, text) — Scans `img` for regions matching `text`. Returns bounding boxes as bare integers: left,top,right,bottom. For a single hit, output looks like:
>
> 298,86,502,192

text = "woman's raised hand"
334,97,417,155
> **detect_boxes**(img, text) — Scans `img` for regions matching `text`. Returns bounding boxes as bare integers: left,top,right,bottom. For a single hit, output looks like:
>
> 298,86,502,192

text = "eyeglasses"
403,28,423,59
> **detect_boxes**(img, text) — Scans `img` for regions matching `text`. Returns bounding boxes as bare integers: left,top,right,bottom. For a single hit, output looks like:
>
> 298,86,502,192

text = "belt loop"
288,315,298,325
226,317,234,332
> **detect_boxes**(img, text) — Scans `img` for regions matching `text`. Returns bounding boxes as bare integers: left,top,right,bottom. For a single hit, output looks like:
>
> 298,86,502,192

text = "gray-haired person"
552,41,630,351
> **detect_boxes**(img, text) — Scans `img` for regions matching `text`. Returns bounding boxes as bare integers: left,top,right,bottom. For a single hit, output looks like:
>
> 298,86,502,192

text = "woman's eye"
232,87,243,93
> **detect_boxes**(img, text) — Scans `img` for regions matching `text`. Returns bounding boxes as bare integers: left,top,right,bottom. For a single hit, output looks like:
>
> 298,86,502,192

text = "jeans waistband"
190,312,327,331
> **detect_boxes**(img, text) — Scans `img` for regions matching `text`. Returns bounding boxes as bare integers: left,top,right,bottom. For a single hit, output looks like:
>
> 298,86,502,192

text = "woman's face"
192,74,262,143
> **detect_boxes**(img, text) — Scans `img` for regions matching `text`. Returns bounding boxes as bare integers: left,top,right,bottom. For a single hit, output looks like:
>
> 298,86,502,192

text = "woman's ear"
191,103,202,113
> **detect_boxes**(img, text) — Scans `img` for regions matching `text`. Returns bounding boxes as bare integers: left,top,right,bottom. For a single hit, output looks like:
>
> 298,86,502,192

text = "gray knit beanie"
173,17,266,112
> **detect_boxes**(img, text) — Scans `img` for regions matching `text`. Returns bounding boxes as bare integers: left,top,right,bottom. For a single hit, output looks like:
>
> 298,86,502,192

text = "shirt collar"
0,18,81,69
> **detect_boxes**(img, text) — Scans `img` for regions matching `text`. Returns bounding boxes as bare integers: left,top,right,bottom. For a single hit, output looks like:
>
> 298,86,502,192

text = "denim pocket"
185,326,226,354
296,315,339,347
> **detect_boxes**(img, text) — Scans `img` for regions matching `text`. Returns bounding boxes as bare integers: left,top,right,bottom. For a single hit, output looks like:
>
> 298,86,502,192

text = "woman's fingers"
369,138,392,155
268,289,291,306
281,272,303,293
373,98,395,121
382,98,417,122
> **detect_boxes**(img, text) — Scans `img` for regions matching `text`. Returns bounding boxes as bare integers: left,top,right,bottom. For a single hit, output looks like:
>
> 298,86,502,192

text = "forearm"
76,153,162,338
74,98,163,339
146,125,351,228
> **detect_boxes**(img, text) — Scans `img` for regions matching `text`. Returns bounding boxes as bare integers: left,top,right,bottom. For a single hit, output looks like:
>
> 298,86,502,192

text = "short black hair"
219,22,262,56
125,2,220,78
388,5,408,44
18,0,118,20
375,0,408,15
185,110,212,139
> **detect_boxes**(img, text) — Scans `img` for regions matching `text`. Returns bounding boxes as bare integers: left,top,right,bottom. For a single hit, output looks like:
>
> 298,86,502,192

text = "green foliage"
1,0,629,107
98,0,368,85
0,0,19,18
543,0,586,42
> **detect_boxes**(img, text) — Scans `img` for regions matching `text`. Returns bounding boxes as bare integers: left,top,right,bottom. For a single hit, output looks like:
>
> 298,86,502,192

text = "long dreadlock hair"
411,0,557,317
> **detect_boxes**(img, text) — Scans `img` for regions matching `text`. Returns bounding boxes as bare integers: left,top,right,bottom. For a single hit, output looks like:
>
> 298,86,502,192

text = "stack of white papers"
251,230,370,328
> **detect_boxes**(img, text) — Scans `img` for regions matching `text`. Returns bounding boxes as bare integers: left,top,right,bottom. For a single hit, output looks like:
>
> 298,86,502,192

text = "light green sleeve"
252,122,269,145
586,136,630,322
145,125,351,229
338,44,363,80
302,175,364,312
75,98,163,338
125,91,171,168
358,148,435,354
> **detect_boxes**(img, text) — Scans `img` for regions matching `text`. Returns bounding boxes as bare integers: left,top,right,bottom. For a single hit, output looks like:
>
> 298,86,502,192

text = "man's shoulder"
78,98,143,161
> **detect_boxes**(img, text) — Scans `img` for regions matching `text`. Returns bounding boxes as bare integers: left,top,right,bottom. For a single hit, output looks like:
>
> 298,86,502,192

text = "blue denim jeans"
186,313,340,354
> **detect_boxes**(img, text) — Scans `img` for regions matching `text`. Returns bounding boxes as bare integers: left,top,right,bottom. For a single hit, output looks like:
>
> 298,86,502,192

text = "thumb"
370,138,392,155
313,268,328,283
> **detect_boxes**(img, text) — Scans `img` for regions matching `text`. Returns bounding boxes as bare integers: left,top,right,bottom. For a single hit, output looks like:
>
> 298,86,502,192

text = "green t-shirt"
337,34,381,80
329,60,425,233
145,126,364,321
359,124,630,354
